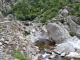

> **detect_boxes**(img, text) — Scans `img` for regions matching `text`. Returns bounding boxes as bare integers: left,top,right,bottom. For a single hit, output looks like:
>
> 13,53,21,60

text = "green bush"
12,50,30,60
2,0,80,21
68,4,74,7
40,18,46,23
69,30,76,36
9,18,12,21
11,0,73,21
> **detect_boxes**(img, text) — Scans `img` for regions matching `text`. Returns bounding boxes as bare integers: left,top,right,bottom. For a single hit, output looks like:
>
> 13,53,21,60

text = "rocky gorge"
0,0,80,60
0,11,80,60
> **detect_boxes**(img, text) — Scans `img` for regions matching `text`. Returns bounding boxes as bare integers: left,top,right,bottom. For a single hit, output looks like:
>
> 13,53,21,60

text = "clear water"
35,41,80,60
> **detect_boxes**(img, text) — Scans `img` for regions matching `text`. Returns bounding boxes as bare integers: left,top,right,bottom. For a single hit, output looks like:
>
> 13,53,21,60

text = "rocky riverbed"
0,6,80,60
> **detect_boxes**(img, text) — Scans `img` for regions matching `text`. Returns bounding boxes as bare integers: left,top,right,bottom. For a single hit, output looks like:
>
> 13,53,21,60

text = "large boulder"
54,42,75,54
46,23,71,44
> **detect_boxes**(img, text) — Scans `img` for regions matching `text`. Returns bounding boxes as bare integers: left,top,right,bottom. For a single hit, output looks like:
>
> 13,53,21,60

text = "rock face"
0,0,17,12
59,9,68,17
0,12,4,21
26,23,49,43
72,0,80,3
0,48,18,60
65,16,80,38
46,23,71,44
0,21,39,60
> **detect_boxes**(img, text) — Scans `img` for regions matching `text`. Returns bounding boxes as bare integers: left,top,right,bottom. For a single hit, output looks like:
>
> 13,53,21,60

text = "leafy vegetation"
68,3,80,17
12,50,29,60
1,0,80,21
69,30,76,36
11,0,72,21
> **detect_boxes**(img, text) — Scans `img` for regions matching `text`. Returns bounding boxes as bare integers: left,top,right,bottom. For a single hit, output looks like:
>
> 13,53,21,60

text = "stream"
35,40,80,60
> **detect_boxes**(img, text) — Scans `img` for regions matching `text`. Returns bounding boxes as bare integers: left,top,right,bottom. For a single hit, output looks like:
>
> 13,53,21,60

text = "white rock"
49,54,56,58
0,38,4,41
0,42,2,46
66,52,80,58
61,52,66,56
54,42,75,54
42,53,50,58
70,58,74,60
45,58,50,60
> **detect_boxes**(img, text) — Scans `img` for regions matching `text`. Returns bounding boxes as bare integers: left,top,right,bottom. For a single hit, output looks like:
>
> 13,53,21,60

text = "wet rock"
46,23,71,44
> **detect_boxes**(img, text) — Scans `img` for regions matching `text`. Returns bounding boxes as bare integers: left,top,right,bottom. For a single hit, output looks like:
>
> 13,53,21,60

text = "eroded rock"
54,42,75,54
46,23,71,44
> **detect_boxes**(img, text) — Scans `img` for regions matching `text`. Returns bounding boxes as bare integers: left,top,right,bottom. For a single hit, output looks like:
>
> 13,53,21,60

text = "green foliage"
2,0,80,20
40,18,46,23
69,30,76,36
12,0,72,21
9,18,12,21
0,8,7,16
12,50,29,60
68,3,80,17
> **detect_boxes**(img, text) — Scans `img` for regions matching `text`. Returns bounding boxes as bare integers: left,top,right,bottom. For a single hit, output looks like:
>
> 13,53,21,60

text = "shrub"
12,50,30,60
9,18,12,21
69,30,76,36
11,0,73,21
40,18,46,23
68,4,74,7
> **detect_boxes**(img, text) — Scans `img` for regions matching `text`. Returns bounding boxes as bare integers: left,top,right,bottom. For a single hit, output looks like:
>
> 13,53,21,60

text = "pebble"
0,38,4,41
4,41,9,44
42,53,50,58
70,58,74,60
61,52,66,57
49,54,56,59
45,58,50,60
0,42,2,46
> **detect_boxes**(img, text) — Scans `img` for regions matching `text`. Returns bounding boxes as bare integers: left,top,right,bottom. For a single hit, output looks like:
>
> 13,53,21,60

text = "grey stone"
46,23,71,44
66,52,80,58
61,52,66,57
54,42,75,54
0,42,2,46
